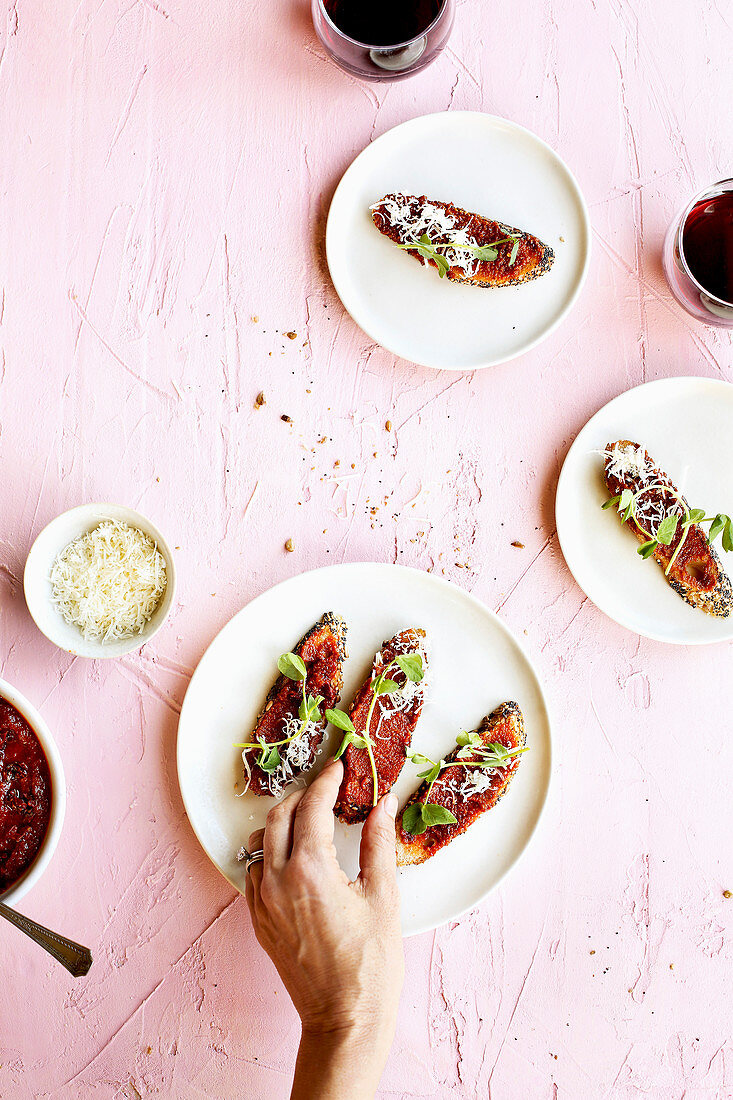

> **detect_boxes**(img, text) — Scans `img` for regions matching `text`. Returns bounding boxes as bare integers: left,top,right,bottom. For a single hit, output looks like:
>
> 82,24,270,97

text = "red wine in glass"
682,192,733,306
663,179,733,326
313,0,454,81
324,0,443,47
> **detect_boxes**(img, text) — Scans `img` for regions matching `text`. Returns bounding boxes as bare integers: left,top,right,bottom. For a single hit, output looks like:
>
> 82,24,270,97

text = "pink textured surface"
1,0,732,1096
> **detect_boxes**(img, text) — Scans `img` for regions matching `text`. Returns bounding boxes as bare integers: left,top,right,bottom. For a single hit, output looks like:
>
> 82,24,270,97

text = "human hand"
244,758,404,1100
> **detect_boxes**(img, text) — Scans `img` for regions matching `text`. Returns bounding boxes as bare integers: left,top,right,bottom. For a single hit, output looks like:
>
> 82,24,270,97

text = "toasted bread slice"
604,440,733,618
244,612,347,797
335,628,428,824
396,701,525,867
371,193,554,288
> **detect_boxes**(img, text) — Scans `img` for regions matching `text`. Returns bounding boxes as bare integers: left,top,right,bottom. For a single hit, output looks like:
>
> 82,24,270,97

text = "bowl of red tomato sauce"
0,679,65,906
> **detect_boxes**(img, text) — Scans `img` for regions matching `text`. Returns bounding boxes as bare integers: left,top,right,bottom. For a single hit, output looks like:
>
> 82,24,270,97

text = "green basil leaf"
298,695,321,722
434,253,450,278
375,678,400,695
656,513,679,546
602,494,622,510
686,508,706,526
333,729,367,758
410,753,434,767
472,244,498,262
297,695,319,721
325,708,355,733
334,732,352,760
722,517,733,553
487,740,511,758
396,653,424,683
304,695,323,722
638,539,658,559
257,743,281,773
421,803,458,828
277,652,307,681
709,513,727,541
509,238,520,266
476,742,527,768
619,489,636,522
401,803,428,836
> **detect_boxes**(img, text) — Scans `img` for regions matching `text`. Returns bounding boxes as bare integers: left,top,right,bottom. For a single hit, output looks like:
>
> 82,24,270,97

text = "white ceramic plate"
556,377,733,644
326,111,590,371
177,564,551,936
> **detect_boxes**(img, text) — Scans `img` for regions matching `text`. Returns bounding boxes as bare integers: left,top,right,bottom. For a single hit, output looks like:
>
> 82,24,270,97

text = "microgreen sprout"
603,483,733,576
234,650,335,773
397,232,521,278
402,733,528,836
334,651,425,808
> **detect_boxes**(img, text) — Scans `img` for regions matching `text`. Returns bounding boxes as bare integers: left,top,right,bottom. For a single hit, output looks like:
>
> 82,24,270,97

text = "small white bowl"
24,503,177,659
0,678,66,907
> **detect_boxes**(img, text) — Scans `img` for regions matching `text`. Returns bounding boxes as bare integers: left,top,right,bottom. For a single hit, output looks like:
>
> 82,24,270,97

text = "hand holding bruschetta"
244,759,403,1100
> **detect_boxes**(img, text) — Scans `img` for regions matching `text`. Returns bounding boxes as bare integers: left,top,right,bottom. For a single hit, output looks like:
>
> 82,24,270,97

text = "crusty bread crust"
371,194,554,288
396,701,525,867
604,440,733,618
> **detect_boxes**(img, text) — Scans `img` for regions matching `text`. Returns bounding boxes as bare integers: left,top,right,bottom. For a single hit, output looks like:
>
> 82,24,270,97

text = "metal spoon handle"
0,901,92,976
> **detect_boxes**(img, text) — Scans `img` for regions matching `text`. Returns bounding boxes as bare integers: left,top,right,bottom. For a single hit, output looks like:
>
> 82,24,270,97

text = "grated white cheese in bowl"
24,503,176,658
50,520,167,643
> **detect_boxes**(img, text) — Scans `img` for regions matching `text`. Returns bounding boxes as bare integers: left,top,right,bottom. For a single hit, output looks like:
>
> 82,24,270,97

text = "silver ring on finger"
239,847,265,874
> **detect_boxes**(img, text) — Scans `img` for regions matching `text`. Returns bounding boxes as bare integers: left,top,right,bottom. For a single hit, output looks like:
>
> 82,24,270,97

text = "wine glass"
311,0,455,82
662,178,733,327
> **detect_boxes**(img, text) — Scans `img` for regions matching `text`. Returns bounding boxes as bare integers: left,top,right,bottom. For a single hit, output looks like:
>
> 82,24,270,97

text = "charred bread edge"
667,539,733,617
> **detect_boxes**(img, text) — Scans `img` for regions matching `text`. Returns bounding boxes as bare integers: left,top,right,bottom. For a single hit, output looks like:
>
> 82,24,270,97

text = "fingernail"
384,793,398,819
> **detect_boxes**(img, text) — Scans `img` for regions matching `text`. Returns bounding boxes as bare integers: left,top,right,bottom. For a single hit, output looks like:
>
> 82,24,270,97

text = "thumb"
358,791,399,898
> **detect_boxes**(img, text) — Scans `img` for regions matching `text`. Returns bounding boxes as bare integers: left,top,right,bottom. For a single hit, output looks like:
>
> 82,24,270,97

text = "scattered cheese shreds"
459,768,497,799
603,443,683,538
375,630,428,716
372,194,480,277
50,520,167,643
603,442,652,482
